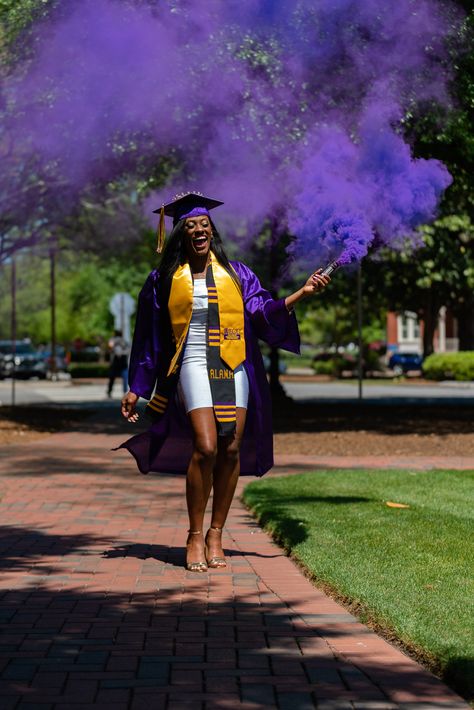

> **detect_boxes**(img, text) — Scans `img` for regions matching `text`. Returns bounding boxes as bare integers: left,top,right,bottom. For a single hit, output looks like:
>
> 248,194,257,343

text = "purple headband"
176,206,210,223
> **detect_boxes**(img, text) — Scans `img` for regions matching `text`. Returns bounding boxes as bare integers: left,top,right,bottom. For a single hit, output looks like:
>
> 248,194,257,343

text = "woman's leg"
206,407,247,564
107,370,115,397
185,407,217,569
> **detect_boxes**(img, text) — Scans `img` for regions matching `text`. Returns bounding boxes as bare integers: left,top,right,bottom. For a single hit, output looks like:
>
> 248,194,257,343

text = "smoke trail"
287,98,452,266
3,0,460,262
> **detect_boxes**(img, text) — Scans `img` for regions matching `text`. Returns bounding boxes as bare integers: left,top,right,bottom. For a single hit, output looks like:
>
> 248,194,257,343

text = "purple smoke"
3,0,460,265
287,99,452,266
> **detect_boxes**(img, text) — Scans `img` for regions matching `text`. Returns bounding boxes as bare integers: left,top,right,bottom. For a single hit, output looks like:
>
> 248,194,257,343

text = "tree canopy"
1,1,473,355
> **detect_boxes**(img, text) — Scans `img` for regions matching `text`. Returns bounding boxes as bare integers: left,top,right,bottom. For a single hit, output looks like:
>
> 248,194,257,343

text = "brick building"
386,308,459,356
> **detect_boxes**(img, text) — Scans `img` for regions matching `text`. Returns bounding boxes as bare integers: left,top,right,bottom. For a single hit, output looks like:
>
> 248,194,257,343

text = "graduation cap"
153,191,224,253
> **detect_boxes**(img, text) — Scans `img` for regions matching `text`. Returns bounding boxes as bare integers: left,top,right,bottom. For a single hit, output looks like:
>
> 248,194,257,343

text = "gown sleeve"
128,270,162,399
234,262,300,354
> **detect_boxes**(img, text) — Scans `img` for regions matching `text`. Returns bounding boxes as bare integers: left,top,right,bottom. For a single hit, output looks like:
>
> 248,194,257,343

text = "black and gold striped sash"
206,264,236,436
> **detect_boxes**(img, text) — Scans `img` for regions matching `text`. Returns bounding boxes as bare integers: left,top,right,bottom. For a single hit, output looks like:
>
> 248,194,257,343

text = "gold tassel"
156,206,165,253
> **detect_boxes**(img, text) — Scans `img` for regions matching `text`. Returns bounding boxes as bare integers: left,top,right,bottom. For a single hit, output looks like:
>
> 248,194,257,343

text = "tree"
0,0,56,55
401,6,474,351
2,0,472,362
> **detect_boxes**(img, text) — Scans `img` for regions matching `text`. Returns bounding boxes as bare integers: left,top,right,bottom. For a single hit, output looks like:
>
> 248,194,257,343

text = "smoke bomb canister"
321,260,340,277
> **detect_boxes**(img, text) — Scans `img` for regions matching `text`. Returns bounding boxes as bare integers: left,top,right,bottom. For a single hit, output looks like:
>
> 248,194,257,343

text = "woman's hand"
121,391,139,422
285,268,331,311
302,268,331,297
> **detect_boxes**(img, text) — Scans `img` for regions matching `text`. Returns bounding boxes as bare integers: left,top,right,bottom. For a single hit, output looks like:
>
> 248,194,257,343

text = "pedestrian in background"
107,330,129,397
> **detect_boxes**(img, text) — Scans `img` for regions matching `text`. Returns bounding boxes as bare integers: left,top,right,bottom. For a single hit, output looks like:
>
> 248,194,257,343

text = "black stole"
206,265,236,436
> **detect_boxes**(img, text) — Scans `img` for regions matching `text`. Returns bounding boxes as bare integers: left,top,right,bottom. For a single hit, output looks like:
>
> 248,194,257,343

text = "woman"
119,192,330,572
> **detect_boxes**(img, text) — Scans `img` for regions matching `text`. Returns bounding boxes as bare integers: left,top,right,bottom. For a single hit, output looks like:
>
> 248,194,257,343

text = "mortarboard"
153,191,224,253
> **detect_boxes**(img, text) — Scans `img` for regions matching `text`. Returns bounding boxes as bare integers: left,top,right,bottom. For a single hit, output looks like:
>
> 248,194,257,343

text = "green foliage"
409,9,474,213
418,216,474,294
299,300,354,348
1,1,473,358
297,268,386,350
311,360,335,376
0,247,155,345
394,9,474,353
0,0,55,51
244,468,474,701
311,349,382,377
312,355,353,377
358,213,474,356
423,352,474,381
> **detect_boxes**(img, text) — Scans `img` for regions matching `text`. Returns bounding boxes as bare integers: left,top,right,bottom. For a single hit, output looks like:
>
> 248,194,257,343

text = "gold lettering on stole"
210,368,234,380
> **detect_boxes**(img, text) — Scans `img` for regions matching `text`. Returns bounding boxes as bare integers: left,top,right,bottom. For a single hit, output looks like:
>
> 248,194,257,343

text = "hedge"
422,352,474,381
312,360,336,376
312,352,381,377
69,363,110,378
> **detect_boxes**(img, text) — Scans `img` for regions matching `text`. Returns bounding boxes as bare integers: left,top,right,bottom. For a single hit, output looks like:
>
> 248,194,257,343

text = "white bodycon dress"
178,278,249,413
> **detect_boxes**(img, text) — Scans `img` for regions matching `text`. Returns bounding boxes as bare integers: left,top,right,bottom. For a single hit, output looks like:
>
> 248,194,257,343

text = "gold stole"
167,253,245,375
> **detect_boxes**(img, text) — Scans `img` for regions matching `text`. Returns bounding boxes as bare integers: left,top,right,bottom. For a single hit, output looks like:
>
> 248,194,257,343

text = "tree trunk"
421,290,440,359
268,222,288,400
268,346,283,394
50,248,57,378
456,300,474,351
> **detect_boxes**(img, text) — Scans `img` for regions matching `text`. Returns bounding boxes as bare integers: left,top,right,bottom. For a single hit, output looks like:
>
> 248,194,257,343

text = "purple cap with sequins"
154,191,224,225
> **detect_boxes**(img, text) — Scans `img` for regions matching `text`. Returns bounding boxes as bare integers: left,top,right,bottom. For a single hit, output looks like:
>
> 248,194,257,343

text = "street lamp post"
357,263,363,400
11,258,17,406
50,247,57,379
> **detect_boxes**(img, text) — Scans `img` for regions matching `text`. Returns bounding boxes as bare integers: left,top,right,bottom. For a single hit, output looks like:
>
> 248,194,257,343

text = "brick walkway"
0,429,469,709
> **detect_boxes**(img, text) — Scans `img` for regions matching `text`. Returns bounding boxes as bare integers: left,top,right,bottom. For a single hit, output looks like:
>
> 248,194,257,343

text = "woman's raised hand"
303,268,330,296
284,268,331,312
121,391,140,422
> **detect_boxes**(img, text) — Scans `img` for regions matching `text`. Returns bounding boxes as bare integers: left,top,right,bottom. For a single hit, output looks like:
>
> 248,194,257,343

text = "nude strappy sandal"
186,530,207,573
205,526,227,568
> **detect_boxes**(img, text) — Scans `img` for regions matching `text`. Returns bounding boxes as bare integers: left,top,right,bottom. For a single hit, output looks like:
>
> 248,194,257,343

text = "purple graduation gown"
118,261,300,476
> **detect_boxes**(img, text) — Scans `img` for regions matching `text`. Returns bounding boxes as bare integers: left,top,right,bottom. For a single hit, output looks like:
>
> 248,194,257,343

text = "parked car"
0,340,46,379
388,352,423,375
0,341,69,379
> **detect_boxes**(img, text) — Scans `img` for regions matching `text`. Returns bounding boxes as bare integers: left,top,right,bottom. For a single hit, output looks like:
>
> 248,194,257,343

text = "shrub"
70,350,101,363
312,351,383,377
364,348,382,371
422,352,474,381
312,360,335,376
312,354,356,377
69,363,110,378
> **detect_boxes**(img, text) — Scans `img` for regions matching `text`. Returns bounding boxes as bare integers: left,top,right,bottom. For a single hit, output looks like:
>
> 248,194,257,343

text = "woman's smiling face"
184,214,212,258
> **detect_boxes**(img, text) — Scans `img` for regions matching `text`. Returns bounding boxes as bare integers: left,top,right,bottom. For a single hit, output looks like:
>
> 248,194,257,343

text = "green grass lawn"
243,468,474,701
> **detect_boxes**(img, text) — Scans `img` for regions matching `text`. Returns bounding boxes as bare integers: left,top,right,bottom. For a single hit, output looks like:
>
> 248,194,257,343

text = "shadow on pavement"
102,543,282,567
3,399,474,441
1,576,471,707
0,526,112,574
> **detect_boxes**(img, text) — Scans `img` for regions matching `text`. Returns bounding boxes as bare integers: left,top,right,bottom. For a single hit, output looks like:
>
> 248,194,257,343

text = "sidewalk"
0,428,469,709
